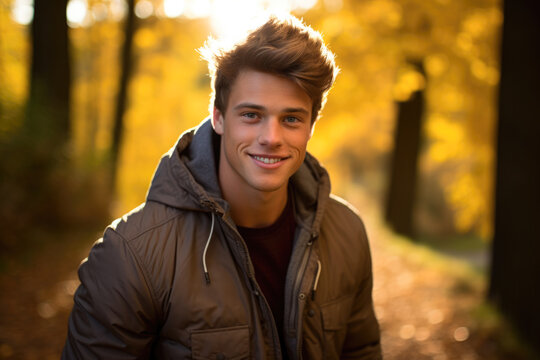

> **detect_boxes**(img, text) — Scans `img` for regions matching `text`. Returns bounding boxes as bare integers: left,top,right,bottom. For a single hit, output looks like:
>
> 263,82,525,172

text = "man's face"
212,69,313,196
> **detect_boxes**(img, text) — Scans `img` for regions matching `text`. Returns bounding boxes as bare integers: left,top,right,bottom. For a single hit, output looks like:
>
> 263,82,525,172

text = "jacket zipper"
288,235,314,359
222,216,283,359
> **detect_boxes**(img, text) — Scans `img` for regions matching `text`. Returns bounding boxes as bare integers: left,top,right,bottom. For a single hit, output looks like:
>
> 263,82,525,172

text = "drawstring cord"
203,213,215,285
202,212,321,296
312,259,322,300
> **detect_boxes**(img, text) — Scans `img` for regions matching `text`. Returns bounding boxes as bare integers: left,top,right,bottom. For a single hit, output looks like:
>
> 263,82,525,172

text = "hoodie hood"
145,118,331,235
146,119,226,214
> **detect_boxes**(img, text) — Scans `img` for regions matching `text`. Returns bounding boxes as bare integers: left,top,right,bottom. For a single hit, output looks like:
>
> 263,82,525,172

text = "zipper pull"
311,260,322,301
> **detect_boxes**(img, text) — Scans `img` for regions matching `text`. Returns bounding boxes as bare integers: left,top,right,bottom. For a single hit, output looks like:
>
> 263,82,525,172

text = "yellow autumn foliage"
0,0,501,241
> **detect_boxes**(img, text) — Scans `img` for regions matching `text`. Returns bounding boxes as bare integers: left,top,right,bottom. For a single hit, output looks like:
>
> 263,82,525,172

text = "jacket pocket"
320,293,355,358
191,325,250,360
321,293,354,331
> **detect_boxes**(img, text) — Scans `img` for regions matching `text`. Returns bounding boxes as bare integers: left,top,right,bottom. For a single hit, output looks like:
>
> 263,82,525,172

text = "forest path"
0,196,529,359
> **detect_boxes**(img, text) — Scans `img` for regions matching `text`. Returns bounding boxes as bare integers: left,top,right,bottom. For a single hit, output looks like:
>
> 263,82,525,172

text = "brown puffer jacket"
62,119,382,359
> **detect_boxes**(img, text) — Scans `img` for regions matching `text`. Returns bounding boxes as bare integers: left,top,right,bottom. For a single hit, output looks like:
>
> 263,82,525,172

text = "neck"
224,185,288,228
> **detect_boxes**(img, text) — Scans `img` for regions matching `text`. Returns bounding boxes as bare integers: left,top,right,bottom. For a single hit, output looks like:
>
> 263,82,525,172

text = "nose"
258,118,283,147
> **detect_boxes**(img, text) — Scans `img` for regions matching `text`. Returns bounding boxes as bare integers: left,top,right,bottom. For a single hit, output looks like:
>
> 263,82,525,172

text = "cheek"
229,127,256,145
222,129,252,156
291,133,311,153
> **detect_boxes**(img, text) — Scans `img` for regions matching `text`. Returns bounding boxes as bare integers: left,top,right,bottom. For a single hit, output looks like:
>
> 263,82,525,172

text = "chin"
252,181,288,193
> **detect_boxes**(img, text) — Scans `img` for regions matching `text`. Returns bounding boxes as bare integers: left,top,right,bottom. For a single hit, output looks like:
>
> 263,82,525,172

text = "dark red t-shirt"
237,195,295,358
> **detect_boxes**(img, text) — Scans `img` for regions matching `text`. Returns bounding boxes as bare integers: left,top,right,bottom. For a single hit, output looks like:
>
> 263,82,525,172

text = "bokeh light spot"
135,0,154,19
399,324,416,339
11,0,34,25
428,309,444,324
453,326,470,342
67,0,88,27
163,0,185,18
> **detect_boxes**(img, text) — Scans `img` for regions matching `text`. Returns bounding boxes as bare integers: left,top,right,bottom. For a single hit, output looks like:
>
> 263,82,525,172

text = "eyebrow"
233,102,310,115
233,103,265,111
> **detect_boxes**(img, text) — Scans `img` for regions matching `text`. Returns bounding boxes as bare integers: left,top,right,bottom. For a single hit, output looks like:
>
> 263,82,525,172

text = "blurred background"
0,0,539,359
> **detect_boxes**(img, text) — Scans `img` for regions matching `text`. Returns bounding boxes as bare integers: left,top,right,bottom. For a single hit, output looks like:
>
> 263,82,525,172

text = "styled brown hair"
201,14,339,123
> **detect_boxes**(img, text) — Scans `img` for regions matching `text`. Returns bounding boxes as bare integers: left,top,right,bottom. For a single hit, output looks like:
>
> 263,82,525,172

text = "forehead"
227,70,312,112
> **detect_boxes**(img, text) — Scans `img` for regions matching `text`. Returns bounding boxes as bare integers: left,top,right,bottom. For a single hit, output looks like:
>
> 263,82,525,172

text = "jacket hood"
146,119,226,213
146,118,331,235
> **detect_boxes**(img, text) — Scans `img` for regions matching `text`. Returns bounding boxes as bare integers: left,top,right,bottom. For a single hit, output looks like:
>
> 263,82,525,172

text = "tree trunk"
110,0,137,189
22,0,71,225
26,0,71,147
488,0,540,355
385,61,425,238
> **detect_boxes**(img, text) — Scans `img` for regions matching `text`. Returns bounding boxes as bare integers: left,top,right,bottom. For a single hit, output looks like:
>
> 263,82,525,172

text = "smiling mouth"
251,155,286,164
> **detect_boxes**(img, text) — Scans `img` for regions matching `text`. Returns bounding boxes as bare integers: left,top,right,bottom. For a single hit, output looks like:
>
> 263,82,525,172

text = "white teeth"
253,156,281,164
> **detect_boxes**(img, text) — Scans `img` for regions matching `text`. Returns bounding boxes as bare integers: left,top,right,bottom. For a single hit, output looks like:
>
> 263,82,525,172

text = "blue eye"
284,116,299,123
242,112,257,119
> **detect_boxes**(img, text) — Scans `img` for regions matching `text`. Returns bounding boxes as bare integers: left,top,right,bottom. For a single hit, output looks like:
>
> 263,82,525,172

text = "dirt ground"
0,207,533,359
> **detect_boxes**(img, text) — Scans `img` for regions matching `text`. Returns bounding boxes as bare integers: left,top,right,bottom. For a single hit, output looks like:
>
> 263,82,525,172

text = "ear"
212,107,224,135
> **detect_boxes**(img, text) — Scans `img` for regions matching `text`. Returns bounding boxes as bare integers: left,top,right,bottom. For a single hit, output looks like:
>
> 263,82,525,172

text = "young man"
63,15,381,359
